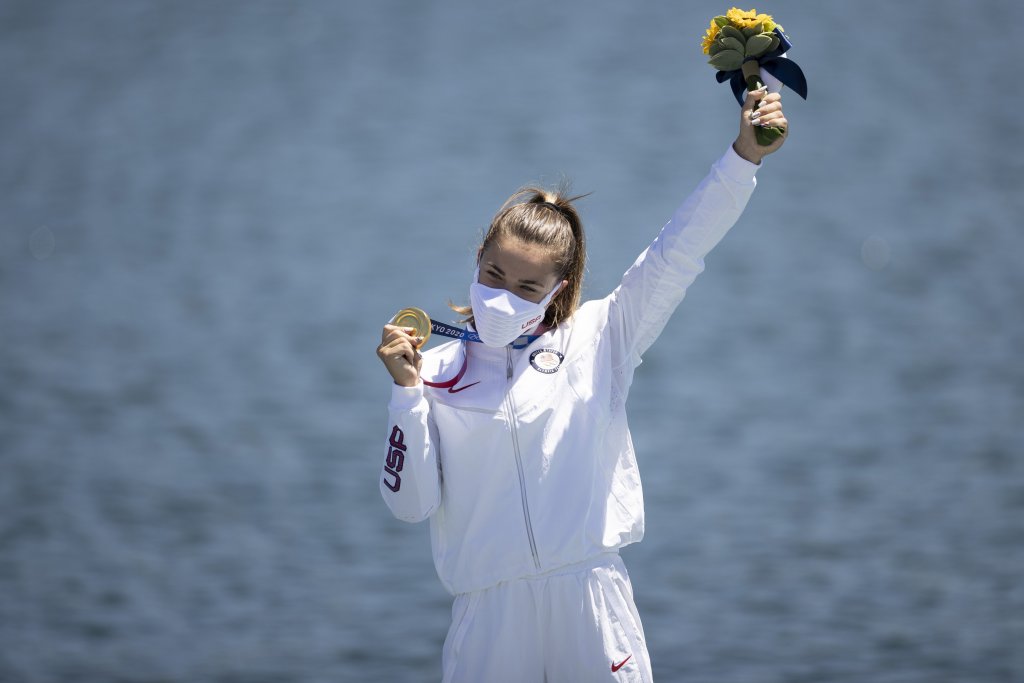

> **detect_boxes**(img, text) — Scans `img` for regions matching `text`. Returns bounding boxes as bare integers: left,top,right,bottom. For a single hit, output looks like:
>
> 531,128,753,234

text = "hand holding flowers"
733,88,786,164
702,8,807,147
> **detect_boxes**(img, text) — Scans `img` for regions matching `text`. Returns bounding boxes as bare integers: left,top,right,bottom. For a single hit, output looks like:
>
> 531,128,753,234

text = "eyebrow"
485,263,544,287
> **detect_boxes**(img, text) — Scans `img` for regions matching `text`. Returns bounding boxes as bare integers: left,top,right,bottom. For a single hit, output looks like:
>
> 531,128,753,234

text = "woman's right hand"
377,324,423,387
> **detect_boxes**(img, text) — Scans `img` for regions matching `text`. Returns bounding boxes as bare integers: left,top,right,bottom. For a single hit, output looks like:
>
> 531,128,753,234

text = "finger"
379,338,415,366
382,323,419,339
742,86,768,112
401,344,416,366
382,325,417,337
753,120,786,132
753,99,782,114
385,332,425,349
392,337,424,364
378,335,409,355
750,100,782,117
382,326,421,347
746,92,783,123
751,105,784,122
754,113,787,128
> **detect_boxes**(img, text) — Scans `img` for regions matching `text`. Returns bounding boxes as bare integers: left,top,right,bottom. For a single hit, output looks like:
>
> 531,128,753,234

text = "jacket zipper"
505,346,542,570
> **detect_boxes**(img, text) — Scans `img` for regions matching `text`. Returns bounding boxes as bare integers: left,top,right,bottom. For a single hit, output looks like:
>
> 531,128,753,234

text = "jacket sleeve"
606,145,760,367
379,382,441,523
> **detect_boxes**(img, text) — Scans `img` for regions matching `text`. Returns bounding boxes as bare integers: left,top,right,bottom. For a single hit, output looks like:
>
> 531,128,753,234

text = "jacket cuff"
389,381,424,412
719,144,761,184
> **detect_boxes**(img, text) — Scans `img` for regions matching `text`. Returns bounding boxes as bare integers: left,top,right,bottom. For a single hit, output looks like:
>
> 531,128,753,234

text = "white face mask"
469,267,561,347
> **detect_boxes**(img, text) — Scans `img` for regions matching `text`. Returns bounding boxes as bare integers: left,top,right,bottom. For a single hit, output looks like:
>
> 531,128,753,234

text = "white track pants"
441,553,653,683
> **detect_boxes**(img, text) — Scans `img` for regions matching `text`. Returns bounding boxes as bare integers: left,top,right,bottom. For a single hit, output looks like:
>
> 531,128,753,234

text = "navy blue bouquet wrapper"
707,25,808,145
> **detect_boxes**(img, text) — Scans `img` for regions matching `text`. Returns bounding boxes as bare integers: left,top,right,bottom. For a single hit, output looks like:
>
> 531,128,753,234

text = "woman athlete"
376,86,788,682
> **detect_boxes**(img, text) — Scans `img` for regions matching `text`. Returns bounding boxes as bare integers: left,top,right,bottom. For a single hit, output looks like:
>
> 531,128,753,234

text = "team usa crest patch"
529,348,564,374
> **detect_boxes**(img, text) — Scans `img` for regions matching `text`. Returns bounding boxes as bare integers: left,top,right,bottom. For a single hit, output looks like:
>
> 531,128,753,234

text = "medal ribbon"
391,307,541,360
715,29,808,106
429,319,540,350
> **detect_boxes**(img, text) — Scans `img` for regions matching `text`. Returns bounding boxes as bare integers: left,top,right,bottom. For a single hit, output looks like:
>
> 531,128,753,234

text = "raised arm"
606,88,788,366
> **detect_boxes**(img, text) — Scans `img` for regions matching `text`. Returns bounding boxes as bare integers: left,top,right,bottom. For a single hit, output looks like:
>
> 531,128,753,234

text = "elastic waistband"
458,552,623,595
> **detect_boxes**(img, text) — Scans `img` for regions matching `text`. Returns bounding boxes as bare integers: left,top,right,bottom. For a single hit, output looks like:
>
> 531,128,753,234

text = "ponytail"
452,183,588,328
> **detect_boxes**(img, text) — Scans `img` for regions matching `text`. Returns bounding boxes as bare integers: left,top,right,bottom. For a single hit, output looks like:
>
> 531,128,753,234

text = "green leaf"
708,40,726,56
742,23,763,39
720,36,745,53
721,25,746,43
745,34,773,57
768,34,780,52
714,16,729,27
708,49,743,71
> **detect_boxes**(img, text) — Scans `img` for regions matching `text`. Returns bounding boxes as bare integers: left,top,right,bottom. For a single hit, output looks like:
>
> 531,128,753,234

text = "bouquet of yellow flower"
702,8,807,145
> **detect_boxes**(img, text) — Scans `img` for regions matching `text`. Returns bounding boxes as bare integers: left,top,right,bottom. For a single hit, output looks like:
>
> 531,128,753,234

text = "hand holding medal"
378,308,429,387
390,307,432,348
379,299,554,386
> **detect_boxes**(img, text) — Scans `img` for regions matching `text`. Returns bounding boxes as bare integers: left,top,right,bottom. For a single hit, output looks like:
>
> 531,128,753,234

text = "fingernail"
751,110,761,120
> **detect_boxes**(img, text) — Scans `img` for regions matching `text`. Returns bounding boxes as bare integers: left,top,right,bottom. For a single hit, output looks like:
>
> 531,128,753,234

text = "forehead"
480,238,560,282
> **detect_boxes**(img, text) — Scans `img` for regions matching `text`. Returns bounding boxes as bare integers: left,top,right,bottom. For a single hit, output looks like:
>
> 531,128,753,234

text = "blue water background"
2,1,1023,681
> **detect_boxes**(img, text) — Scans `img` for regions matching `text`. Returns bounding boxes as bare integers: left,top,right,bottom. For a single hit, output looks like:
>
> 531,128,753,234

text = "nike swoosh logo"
611,655,632,672
447,381,479,394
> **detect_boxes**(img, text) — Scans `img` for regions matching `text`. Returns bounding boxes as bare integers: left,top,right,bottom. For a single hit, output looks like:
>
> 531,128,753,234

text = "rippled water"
2,1,1023,681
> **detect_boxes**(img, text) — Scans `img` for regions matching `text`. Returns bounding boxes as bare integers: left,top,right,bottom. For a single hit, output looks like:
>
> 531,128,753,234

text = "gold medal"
389,307,431,347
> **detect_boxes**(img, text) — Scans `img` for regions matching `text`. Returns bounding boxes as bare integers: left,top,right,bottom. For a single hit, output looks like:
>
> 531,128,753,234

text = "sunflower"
700,19,721,54
701,8,782,54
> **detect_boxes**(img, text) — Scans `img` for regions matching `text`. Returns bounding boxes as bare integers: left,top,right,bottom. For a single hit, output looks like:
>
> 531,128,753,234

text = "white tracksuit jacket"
381,146,758,596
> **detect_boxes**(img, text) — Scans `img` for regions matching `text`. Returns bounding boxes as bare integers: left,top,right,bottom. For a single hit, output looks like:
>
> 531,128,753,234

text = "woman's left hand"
732,88,787,164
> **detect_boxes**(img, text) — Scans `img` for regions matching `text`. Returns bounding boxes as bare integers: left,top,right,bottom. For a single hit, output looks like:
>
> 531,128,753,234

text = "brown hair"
452,184,588,328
